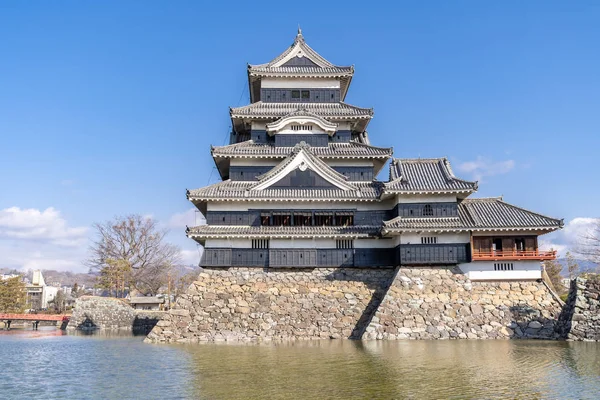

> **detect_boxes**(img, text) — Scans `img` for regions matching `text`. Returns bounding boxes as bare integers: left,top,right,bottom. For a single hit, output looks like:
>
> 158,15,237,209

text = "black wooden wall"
399,244,469,265
260,88,341,103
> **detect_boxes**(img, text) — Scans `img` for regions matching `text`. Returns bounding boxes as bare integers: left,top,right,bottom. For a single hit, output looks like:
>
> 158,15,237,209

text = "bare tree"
575,219,600,267
566,251,579,280
87,215,181,296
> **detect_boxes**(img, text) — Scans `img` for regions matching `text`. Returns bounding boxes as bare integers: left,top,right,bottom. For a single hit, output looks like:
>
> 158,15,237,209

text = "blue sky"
1,1,599,271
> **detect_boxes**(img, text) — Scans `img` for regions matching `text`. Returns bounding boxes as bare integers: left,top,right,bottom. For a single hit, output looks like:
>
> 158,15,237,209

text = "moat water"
1,329,600,399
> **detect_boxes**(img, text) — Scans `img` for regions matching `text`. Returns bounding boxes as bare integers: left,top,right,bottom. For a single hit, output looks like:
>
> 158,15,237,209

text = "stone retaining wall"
68,296,164,333
145,267,563,343
560,276,600,341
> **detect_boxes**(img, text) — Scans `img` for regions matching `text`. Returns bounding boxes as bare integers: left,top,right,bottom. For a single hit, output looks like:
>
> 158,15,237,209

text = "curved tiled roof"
230,102,373,119
383,217,463,230
187,180,383,202
211,140,392,159
458,197,564,230
248,30,353,76
249,66,354,77
385,158,478,194
187,225,379,239
382,197,563,233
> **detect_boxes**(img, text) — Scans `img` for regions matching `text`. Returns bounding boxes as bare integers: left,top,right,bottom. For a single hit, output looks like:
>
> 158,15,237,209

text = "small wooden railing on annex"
472,250,557,261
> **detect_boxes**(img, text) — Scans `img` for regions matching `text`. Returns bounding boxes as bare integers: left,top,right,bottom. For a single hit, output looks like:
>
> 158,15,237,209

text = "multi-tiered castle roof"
187,30,562,279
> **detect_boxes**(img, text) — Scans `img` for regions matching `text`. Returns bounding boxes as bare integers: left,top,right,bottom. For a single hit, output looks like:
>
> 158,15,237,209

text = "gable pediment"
281,56,319,68
251,144,358,191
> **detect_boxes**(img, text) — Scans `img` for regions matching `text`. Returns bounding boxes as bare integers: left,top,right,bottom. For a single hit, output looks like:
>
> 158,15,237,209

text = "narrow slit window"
252,239,269,249
336,240,354,249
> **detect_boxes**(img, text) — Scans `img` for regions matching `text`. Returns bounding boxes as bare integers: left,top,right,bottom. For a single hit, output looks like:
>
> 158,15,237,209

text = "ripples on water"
1,328,600,399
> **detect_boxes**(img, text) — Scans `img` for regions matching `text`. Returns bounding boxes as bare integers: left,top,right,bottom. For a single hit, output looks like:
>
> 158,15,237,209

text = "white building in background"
25,270,60,310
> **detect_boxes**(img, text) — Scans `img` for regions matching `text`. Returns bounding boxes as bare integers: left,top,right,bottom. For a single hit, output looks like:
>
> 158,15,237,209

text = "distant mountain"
556,258,599,277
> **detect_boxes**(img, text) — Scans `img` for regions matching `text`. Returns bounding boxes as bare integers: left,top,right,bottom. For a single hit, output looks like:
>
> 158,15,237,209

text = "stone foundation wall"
560,276,600,341
145,267,563,343
68,296,164,333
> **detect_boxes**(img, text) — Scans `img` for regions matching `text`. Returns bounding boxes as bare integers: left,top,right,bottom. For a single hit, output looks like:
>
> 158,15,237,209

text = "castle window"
331,93,334,99
252,239,269,249
273,212,291,226
494,263,514,271
291,90,300,99
423,204,433,216
335,212,354,226
336,240,354,249
421,236,438,244
293,212,312,226
291,125,313,131
301,90,310,99
314,212,333,226
516,238,525,251
261,213,270,226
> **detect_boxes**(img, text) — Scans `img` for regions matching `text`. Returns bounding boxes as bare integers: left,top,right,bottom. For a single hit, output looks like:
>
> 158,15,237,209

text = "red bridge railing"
0,314,70,322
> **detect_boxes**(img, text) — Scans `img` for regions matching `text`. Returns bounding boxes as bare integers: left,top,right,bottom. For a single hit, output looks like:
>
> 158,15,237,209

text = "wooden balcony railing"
472,250,557,261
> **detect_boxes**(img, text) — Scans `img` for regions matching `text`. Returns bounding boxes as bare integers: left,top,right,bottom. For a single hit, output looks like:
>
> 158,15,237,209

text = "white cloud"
539,217,599,258
0,207,90,272
456,156,515,182
167,208,205,230
180,248,201,266
0,207,88,246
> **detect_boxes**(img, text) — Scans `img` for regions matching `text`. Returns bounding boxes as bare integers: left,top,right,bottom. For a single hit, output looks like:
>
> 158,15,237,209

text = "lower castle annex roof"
383,197,563,233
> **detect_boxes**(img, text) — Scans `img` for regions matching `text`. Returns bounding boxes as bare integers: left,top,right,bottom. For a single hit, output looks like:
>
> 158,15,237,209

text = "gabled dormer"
251,142,358,191
247,29,354,103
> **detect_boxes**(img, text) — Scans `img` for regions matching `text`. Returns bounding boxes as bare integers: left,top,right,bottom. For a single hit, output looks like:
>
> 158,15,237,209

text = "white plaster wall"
400,232,470,245
458,261,542,280
261,78,340,89
251,122,267,130
395,195,458,204
205,239,251,248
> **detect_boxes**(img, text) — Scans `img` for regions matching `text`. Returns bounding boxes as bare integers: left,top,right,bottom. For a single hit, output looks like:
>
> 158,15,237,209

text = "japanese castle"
186,30,563,280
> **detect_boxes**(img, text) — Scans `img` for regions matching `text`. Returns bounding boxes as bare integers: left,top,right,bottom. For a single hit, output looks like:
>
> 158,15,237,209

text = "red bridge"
1,314,70,330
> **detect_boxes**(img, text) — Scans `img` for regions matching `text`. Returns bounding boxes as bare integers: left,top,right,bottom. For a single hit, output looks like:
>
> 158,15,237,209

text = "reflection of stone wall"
145,267,563,343
560,277,600,341
68,296,164,333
